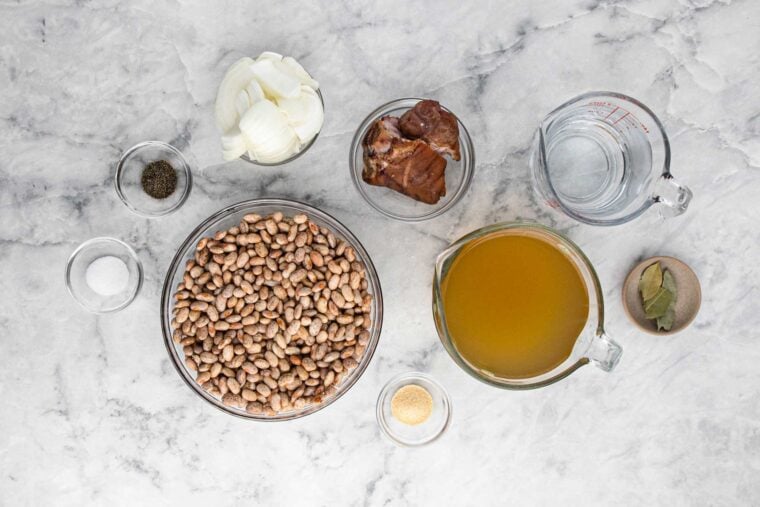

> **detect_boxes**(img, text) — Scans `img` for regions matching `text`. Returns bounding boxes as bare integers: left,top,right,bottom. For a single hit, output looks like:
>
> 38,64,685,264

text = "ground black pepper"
141,160,177,199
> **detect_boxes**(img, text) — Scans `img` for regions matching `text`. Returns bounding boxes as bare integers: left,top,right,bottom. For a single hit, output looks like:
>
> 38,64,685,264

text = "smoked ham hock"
362,116,447,204
399,100,461,161
361,101,459,205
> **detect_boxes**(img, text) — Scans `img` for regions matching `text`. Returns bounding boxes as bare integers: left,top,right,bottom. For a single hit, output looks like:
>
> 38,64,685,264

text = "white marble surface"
2,0,760,505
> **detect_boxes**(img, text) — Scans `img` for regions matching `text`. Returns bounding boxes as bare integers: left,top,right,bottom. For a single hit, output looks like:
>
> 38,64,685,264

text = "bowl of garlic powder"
376,372,451,447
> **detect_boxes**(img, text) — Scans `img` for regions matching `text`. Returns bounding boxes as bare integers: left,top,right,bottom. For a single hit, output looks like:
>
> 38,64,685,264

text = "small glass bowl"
376,372,452,446
114,141,192,217
350,98,475,222
65,237,143,313
240,89,325,166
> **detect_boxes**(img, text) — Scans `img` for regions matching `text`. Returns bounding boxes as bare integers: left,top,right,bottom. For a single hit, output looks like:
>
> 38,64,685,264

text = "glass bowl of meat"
349,98,474,222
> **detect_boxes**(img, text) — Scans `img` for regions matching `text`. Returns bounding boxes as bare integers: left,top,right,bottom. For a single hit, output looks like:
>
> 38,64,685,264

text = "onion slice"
234,90,250,118
256,51,283,62
277,86,324,143
239,99,299,162
214,57,256,133
221,128,247,161
245,79,265,104
280,57,319,90
250,59,301,99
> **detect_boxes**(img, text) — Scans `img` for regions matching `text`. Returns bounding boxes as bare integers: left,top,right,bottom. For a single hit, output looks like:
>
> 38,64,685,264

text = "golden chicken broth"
441,231,589,379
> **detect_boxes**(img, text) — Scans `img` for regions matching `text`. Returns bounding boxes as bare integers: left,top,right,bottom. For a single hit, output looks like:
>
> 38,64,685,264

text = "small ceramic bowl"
376,372,451,447
622,256,701,335
115,141,192,217
65,237,143,313
349,98,474,222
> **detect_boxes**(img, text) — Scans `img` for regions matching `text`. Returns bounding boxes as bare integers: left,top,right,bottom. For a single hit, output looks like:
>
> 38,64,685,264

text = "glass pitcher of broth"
432,222,622,389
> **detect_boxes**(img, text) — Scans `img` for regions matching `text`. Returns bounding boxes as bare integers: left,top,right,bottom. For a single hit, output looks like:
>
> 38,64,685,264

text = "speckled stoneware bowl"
622,256,701,335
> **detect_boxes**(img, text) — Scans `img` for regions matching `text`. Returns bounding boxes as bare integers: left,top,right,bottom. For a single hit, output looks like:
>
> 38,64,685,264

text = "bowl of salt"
65,237,143,313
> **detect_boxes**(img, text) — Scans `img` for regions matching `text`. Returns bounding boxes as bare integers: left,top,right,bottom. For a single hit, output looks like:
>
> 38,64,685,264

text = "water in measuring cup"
542,106,652,217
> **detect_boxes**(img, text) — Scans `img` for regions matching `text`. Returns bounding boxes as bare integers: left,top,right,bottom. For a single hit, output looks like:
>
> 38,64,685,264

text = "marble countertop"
2,0,759,505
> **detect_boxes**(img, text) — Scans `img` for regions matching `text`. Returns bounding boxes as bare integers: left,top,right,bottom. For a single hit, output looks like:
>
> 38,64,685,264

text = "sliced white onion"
214,57,256,133
253,134,300,163
256,51,283,62
217,53,322,163
277,86,324,143
239,99,287,146
280,57,319,90
245,79,265,104
221,128,247,161
250,59,301,99
239,99,300,163
234,90,250,117
255,130,300,162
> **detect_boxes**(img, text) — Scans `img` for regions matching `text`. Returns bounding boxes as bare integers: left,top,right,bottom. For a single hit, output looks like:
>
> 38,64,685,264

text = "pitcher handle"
586,332,622,372
654,174,693,218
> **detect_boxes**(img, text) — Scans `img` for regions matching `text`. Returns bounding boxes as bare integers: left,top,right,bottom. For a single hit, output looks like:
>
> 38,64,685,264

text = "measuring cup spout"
654,174,693,218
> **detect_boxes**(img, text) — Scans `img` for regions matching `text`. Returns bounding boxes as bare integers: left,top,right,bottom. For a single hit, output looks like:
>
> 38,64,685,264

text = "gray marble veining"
1,0,759,505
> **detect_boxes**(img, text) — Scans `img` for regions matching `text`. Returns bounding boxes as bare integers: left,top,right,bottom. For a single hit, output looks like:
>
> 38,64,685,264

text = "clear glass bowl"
160,198,384,420
376,372,452,446
349,98,475,222
114,141,192,217
65,237,143,313
239,89,324,166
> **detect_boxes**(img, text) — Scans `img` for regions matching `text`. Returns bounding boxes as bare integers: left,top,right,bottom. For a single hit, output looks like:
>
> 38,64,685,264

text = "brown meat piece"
362,116,447,204
399,100,461,160
362,116,402,157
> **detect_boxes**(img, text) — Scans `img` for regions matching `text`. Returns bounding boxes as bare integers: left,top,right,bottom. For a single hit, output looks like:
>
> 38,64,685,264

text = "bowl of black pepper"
114,141,192,217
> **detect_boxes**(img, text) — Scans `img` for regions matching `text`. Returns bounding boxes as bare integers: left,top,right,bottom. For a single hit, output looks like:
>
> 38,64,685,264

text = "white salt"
86,256,129,296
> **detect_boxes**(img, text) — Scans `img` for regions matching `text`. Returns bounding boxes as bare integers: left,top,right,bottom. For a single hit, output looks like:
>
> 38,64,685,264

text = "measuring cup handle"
654,174,693,218
586,332,622,372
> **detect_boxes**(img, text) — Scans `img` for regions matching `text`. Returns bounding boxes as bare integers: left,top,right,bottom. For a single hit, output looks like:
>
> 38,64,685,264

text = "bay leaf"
644,287,672,319
656,270,677,331
657,306,676,331
662,269,677,301
639,262,663,302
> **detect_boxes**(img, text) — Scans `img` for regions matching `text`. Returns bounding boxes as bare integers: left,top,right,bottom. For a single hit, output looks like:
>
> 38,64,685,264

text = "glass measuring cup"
531,92,692,226
432,222,622,389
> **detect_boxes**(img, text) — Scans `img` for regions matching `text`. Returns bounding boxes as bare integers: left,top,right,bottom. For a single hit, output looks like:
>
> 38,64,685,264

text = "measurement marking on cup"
538,93,684,224
612,111,630,125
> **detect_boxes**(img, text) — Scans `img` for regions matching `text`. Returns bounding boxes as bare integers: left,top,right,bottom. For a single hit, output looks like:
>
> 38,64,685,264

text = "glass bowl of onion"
215,52,325,166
